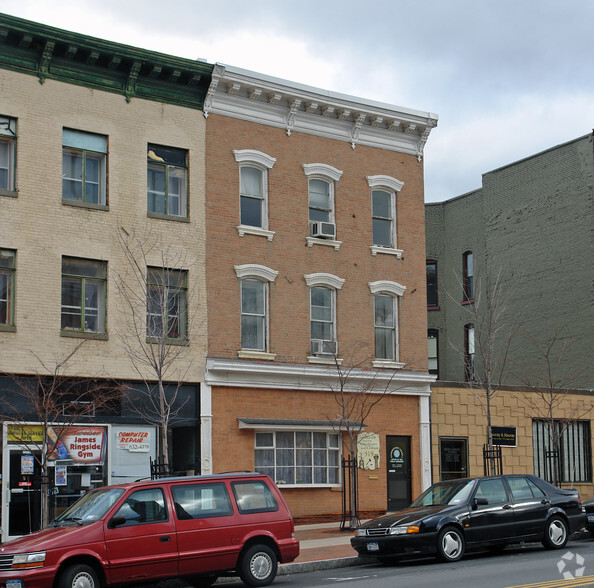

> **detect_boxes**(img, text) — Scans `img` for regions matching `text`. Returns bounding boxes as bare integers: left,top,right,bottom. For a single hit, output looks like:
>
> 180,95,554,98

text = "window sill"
146,336,189,346
428,305,440,311
237,225,275,241
307,356,343,366
0,189,18,198
147,211,190,223
60,330,108,340
62,199,108,211
306,236,342,250
461,299,474,306
0,324,16,332
238,350,276,361
372,360,405,369
370,245,403,258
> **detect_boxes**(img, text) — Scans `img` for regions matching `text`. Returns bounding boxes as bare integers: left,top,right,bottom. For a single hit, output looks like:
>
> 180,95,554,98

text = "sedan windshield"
52,488,125,525
411,479,475,507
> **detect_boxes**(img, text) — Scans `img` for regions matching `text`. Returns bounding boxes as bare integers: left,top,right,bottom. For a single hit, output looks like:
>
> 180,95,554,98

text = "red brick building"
202,65,438,519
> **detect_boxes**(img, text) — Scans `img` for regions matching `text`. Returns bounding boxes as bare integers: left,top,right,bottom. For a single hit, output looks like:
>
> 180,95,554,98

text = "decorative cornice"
304,272,345,290
233,149,276,169
368,280,407,297
366,174,404,192
206,358,433,395
234,263,278,282
205,63,438,157
302,163,343,182
0,13,212,110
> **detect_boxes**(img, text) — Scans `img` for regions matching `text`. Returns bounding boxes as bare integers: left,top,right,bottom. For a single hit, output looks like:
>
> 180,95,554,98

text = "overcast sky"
3,0,593,202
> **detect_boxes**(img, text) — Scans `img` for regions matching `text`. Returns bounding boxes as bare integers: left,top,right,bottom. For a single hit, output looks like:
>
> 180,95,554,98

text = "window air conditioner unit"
310,221,336,239
311,339,338,356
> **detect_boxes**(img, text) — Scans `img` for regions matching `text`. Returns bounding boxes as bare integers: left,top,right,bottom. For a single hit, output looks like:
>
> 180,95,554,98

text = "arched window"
303,164,342,243
367,175,404,257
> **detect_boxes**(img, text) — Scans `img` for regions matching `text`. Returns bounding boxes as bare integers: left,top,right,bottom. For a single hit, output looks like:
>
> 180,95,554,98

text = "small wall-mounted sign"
491,426,517,447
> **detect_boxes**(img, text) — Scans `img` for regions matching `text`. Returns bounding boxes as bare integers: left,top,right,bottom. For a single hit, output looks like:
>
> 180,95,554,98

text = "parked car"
351,474,586,564
0,472,299,588
584,498,594,533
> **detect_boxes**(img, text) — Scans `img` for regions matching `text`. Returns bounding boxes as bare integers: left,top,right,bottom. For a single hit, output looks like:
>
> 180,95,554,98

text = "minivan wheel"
57,563,100,588
543,516,569,549
238,544,278,587
437,526,465,562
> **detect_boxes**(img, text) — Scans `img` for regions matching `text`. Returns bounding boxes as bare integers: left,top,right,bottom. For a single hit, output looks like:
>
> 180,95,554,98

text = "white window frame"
368,280,406,368
303,163,343,250
254,430,341,488
305,272,344,364
234,264,278,360
234,150,276,240
0,116,16,196
0,249,16,329
367,175,404,258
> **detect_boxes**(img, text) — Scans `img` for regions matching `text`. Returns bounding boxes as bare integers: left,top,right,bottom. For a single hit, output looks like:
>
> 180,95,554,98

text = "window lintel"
233,149,276,169
234,263,278,282
303,163,343,182
368,280,406,297
304,272,345,290
366,174,404,192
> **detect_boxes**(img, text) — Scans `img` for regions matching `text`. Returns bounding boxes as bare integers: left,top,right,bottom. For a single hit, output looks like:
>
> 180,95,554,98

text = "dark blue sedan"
351,475,586,564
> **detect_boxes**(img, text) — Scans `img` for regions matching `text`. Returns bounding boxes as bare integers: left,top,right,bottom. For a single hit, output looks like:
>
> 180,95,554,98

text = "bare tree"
326,343,406,529
1,342,121,526
449,267,520,472
514,332,588,486
112,224,199,470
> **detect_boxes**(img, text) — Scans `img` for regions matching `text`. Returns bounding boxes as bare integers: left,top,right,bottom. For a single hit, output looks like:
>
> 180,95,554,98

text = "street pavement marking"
506,574,594,588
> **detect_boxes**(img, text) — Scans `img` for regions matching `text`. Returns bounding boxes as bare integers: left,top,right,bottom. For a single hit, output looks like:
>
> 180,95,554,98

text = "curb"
279,556,364,575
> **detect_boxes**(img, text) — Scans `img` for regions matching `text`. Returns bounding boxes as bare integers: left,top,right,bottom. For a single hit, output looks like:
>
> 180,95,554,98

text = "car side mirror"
107,514,127,529
473,497,488,509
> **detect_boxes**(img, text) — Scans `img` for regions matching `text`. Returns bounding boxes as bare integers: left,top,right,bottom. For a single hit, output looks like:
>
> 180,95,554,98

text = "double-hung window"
255,431,340,486
428,329,439,376
0,116,16,194
147,144,188,218
303,164,342,243
367,175,404,256
62,129,107,205
306,273,344,358
0,249,16,327
427,261,438,308
146,267,187,340
241,279,267,351
61,257,106,334
234,150,276,236
374,294,397,360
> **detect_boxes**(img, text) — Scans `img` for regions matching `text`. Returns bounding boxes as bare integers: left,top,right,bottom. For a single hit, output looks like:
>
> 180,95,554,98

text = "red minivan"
0,472,299,588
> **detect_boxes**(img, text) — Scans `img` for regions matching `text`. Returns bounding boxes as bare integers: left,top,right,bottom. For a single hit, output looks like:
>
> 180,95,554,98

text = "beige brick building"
0,14,211,540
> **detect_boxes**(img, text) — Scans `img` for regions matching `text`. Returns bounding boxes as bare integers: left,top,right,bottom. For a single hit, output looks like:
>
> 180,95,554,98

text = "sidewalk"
278,521,362,575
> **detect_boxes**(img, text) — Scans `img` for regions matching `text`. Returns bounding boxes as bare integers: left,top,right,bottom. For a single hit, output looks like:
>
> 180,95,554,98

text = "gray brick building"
426,133,593,392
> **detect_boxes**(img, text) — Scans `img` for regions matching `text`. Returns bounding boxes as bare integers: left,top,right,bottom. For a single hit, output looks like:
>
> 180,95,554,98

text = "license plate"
367,542,379,552
588,514,594,523
7,580,23,588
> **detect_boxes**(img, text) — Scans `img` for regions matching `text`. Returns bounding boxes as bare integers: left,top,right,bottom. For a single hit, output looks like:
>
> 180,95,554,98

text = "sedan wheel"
543,516,568,549
437,527,465,562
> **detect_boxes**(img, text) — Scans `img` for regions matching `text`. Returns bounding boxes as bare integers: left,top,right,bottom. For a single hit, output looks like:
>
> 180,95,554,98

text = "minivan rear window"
171,482,233,519
231,480,279,514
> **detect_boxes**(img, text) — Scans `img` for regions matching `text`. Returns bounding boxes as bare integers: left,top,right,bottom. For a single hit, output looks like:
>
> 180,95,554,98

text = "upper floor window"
234,150,276,237
0,116,16,194
235,264,278,357
428,329,439,376
61,257,107,334
305,272,345,359
303,164,342,244
147,144,188,218
146,267,187,340
374,294,397,361
0,249,16,327
464,323,475,381
366,176,404,257
427,261,438,308
62,129,107,206
369,280,406,366
463,251,474,302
